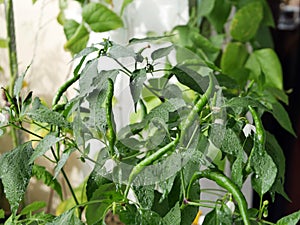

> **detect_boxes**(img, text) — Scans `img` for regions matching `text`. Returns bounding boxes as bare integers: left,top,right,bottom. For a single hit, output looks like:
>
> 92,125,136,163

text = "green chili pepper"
124,135,179,198
248,106,265,144
245,106,265,174
180,73,213,143
106,78,116,155
187,169,251,225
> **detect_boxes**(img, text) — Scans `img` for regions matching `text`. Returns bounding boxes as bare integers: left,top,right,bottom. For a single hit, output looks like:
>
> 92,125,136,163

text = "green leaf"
203,209,218,224
197,0,215,16
266,132,290,201
63,19,79,40
86,148,112,200
265,87,288,105
221,42,248,79
145,98,185,124
29,132,62,164
250,141,277,196
276,210,300,225
135,209,163,225
163,202,181,225
82,3,123,32
46,208,83,225
0,209,4,219
19,201,46,215
74,46,99,60
13,65,30,99
129,35,173,44
253,48,283,90
221,129,243,156
225,97,268,112
270,102,296,136
85,183,123,225
231,155,244,188
191,32,219,53
64,23,89,54
0,142,34,214
54,148,75,178
133,186,154,210
230,2,263,42
32,165,63,199
27,98,71,128
151,45,174,61
0,38,8,48
108,44,136,59
207,0,231,33
130,69,147,111
171,66,210,94
238,0,275,27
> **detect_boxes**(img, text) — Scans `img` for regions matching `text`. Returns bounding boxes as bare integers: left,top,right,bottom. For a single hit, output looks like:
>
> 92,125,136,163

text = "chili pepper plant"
1,0,300,225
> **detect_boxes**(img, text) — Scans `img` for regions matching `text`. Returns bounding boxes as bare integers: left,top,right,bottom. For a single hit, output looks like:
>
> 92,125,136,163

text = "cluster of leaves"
0,0,300,225
56,0,133,55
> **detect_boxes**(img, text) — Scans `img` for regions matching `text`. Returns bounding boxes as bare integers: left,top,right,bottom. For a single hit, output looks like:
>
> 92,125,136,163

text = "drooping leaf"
253,48,283,90
265,87,288,105
64,23,89,54
54,148,75,178
276,210,300,225
32,165,63,200
250,141,277,196
27,98,71,128
230,2,263,42
151,45,174,61
0,142,34,214
85,183,123,225
82,3,123,32
29,132,62,164
19,201,46,216
266,132,290,201
270,102,296,136
130,69,147,111
171,66,210,94
231,155,245,188
46,208,83,225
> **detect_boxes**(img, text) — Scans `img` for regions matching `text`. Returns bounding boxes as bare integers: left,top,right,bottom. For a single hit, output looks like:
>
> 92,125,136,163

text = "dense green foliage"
0,0,299,224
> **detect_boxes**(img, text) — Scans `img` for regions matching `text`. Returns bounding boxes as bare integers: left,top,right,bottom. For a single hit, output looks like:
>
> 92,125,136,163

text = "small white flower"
226,200,236,214
243,123,256,137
